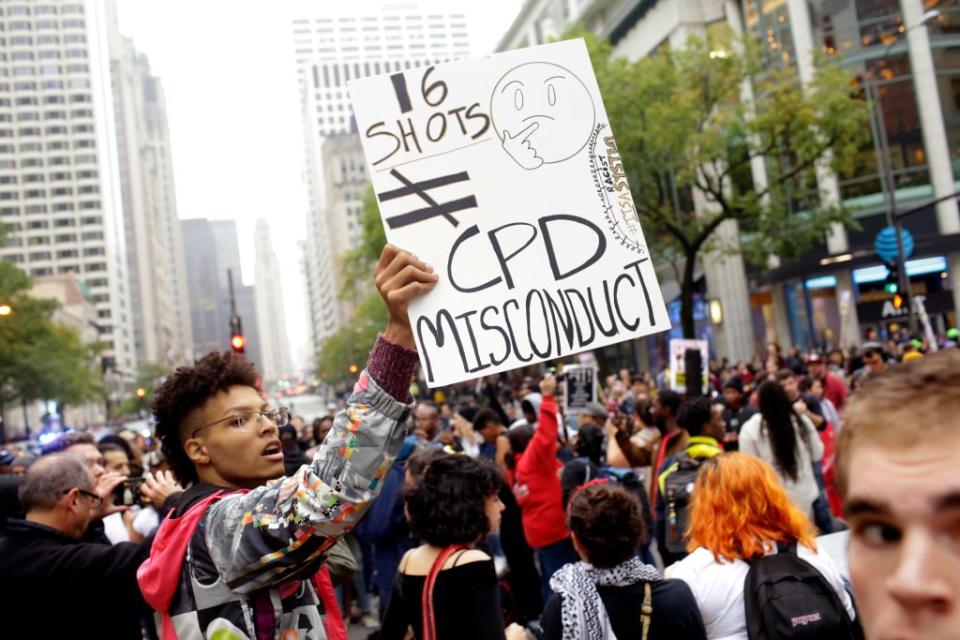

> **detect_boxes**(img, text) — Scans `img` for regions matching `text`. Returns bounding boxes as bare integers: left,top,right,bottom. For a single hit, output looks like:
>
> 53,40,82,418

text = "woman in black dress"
380,453,515,639
539,481,707,640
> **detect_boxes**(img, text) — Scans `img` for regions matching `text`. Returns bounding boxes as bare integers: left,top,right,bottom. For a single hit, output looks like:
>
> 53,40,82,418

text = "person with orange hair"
665,453,853,639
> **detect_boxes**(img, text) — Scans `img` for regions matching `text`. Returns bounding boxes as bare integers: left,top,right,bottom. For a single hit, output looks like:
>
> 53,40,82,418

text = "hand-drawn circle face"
490,62,596,169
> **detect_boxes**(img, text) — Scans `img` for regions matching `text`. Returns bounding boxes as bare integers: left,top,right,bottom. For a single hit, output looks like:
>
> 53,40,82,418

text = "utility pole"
865,78,915,335
862,9,941,336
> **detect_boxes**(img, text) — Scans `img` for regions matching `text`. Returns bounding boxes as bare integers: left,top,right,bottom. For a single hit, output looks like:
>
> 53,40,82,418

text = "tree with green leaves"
581,31,870,337
315,186,389,384
0,255,104,438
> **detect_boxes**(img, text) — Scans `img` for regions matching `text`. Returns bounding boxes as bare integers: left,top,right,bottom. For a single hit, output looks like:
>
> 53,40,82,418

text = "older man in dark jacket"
0,453,151,639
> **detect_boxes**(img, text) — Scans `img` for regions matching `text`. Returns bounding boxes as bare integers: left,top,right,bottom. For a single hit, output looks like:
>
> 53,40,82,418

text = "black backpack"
744,541,862,640
662,455,702,554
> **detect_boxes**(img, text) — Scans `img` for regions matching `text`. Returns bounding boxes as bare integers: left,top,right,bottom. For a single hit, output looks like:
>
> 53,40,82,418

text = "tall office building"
110,22,192,367
291,2,471,352
0,0,138,376
181,218,263,373
254,218,293,383
320,133,368,326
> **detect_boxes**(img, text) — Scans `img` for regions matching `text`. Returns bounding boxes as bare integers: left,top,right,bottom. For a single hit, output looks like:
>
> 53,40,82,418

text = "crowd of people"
0,244,958,640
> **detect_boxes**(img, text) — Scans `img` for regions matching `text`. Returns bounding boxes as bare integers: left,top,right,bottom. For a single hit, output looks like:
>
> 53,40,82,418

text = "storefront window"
868,54,929,188
933,46,960,178
923,0,960,38
742,0,796,67
806,1,932,200
809,0,902,56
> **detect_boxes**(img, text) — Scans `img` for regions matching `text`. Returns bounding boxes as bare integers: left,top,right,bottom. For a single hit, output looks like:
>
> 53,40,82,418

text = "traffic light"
229,314,244,354
884,263,899,295
893,293,904,310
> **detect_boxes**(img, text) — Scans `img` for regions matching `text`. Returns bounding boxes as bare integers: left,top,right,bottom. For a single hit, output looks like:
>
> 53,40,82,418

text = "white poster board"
350,39,670,386
669,338,709,394
562,364,598,414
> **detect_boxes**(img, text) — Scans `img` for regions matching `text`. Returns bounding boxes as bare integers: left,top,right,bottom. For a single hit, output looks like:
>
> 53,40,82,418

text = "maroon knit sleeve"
366,335,419,402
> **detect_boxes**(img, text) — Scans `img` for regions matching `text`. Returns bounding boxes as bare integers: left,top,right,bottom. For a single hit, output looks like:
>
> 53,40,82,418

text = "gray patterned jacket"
138,338,418,639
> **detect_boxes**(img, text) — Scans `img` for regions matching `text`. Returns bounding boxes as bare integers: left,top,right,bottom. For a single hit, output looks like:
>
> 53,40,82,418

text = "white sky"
115,0,523,369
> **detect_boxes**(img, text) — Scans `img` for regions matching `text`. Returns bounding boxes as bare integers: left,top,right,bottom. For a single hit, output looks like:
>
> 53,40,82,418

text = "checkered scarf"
549,556,661,640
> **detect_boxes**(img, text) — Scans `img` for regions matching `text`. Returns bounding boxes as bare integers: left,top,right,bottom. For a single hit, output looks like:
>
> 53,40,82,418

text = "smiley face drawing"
490,62,597,170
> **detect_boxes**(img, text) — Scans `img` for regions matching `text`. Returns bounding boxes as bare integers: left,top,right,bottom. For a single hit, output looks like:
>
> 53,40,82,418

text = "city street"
1,1,959,638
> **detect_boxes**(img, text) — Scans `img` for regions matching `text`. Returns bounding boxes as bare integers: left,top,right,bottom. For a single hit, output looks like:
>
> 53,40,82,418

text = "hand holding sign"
377,244,440,350
501,122,543,170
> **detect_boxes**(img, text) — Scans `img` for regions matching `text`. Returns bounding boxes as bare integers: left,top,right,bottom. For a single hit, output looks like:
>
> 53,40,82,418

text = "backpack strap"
640,581,653,640
311,567,347,640
421,544,467,640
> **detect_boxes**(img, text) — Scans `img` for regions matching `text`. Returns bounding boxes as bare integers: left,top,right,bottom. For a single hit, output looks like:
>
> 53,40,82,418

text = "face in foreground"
846,437,960,640
186,385,284,490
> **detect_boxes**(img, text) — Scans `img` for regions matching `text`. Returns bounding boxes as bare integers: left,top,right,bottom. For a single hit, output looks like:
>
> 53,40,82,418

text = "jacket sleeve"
203,337,417,594
518,395,558,478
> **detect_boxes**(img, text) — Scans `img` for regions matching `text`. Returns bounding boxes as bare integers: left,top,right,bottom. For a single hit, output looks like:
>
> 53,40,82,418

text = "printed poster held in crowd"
669,339,709,394
349,39,670,386
562,364,597,414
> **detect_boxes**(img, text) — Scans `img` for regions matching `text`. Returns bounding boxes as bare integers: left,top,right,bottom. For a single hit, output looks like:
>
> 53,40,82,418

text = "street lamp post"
863,9,940,336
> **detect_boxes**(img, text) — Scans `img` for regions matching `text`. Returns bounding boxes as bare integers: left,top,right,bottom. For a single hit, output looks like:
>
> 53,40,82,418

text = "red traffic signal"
231,333,246,353
892,293,904,310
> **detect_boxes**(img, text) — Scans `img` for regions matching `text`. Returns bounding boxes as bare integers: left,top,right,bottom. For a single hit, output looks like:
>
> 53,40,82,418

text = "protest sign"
349,39,670,386
669,339,709,394
562,364,597,414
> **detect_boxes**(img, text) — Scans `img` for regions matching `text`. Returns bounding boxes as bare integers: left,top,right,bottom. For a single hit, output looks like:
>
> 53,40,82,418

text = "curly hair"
151,351,259,484
567,482,645,569
676,397,713,437
686,453,816,562
405,447,449,482
403,454,502,547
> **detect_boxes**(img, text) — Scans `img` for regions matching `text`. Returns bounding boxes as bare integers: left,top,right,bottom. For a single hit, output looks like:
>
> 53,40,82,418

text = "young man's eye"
854,521,902,546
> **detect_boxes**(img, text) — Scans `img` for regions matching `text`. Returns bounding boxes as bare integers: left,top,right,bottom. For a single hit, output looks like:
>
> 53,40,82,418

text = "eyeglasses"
191,407,290,438
65,488,102,507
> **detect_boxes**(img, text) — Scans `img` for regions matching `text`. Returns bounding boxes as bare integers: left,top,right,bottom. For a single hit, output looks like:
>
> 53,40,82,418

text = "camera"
113,477,146,507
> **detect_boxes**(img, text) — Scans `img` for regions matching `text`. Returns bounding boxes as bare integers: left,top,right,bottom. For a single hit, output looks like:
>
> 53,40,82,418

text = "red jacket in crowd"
513,395,569,550
822,372,849,411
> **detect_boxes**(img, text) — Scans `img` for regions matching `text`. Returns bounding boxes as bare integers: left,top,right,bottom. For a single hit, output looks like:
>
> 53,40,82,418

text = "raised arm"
204,246,437,593
520,375,559,473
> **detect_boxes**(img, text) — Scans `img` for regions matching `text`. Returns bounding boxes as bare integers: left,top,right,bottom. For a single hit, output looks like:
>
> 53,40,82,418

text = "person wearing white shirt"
738,381,824,518
666,453,854,640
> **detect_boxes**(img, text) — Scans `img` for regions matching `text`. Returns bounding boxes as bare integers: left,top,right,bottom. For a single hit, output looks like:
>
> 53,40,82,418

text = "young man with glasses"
139,245,437,640
0,452,152,638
